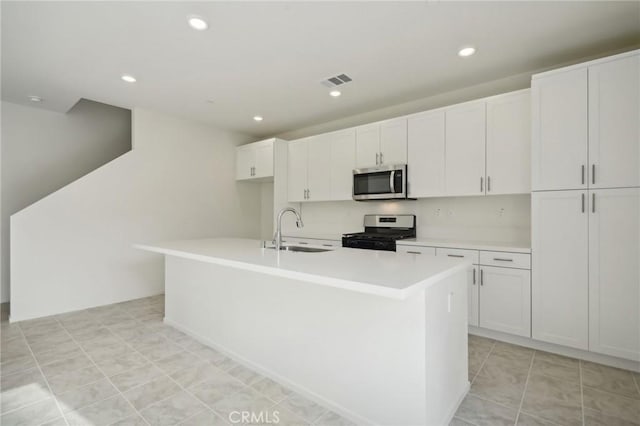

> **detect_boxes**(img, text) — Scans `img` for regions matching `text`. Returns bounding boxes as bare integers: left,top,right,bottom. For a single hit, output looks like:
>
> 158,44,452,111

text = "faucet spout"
273,207,304,251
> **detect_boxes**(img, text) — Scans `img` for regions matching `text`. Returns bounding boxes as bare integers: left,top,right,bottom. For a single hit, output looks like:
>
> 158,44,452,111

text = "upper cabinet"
532,50,639,191
287,130,355,202
407,110,445,198
588,54,640,189
532,68,588,191
445,100,486,196
236,139,275,181
486,90,531,195
355,118,407,168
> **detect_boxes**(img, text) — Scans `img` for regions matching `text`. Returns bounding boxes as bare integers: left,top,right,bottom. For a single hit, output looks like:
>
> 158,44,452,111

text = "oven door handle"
390,170,395,193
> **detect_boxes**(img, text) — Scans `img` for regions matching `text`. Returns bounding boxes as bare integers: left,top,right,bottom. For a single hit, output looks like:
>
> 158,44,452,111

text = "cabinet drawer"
480,251,531,269
396,246,436,256
436,248,479,264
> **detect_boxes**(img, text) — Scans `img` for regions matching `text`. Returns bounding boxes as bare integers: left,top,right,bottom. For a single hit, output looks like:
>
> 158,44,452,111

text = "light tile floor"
453,335,640,426
0,296,354,426
1,297,638,426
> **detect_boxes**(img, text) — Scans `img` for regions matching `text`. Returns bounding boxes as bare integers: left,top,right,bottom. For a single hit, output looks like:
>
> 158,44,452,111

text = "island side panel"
164,255,427,426
424,269,469,426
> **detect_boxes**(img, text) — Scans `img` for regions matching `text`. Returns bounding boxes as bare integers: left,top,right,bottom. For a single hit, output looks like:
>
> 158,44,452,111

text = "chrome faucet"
273,207,304,251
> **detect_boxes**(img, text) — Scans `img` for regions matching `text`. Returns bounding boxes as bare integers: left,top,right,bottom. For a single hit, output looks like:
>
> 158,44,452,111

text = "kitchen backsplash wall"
282,194,531,244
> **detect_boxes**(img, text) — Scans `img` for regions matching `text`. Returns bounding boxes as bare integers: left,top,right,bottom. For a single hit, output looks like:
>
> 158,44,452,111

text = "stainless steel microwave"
352,164,408,201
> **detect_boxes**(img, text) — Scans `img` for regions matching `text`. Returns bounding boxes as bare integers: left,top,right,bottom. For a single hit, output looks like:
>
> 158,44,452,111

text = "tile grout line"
470,340,496,385
57,314,154,426
579,359,585,426
15,322,71,426
513,349,536,426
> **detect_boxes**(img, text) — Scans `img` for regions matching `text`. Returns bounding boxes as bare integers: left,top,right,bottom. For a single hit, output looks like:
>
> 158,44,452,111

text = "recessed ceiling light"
188,16,208,31
329,90,341,97
253,116,264,122
458,46,476,57
121,74,137,83
28,95,43,102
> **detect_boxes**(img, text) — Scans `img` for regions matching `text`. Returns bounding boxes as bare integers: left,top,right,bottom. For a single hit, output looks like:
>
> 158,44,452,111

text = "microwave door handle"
389,170,395,193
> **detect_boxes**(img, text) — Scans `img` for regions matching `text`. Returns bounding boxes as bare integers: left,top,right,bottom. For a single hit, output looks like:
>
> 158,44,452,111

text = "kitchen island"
136,238,470,426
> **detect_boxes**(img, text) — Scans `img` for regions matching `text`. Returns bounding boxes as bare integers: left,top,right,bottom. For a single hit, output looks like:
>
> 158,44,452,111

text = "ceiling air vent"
321,73,353,88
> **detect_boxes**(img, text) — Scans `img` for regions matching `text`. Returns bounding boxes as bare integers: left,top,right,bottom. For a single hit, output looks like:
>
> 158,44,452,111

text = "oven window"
354,171,393,195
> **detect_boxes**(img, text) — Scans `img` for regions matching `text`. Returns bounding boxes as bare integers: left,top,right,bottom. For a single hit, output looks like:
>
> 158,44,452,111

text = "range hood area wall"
282,194,531,244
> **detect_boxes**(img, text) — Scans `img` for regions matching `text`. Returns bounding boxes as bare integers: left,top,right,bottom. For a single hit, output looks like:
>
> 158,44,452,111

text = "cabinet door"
486,90,531,194
355,124,380,168
329,129,356,201
287,139,308,202
236,146,254,180
306,135,332,202
589,188,640,361
532,190,588,349
469,266,480,327
479,266,531,337
589,54,640,189
445,101,486,196
532,69,588,191
407,110,445,197
253,143,273,179
379,117,407,165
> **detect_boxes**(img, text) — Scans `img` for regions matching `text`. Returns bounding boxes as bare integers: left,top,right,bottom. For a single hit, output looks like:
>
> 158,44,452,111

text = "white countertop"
397,238,531,253
135,238,470,300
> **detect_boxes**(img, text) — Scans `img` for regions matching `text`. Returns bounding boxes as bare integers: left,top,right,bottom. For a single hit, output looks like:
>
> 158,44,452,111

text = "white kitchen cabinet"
407,110,445,198
355,124,380,168
355,118,407,168
479,266,531,337
236,146,254,180
287,139,309,202
588,54,640,189
588,188,640,361
236,139,274,181
288,132,354,202
329,129,356,200
486,90,531,194
445,101,486,196
532,190,589,350
307,135,332,202
379,118,408,165
532,68,588,191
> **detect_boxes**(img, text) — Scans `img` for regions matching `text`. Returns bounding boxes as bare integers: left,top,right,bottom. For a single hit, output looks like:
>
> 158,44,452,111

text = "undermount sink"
263,243,332,253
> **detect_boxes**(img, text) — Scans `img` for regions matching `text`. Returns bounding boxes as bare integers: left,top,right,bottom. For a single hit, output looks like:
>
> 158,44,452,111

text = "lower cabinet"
398,244,531,336
478,266,531,337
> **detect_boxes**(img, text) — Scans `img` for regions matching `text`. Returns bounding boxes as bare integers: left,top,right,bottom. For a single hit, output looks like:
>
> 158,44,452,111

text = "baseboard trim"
164,317,376,426
441,381,470,426
469,326,640,372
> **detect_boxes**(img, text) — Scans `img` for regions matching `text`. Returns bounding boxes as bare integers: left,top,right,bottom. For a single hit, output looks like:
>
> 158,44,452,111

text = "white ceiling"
2,1,639,138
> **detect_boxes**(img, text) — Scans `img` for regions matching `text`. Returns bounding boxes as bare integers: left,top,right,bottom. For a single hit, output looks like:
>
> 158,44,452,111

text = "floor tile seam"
175,407,228,426
470,341,496,385
581,382,640,401
579,359,585,426
513,349,536,426
134,377,209,422
517,409,568,426
58,321,152,426
14,320,70,426
278,393,331,425
450,416,480,426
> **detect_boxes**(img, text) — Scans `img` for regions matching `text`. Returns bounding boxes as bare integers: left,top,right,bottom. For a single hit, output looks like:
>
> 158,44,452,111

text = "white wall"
1,99,132,302
10,108,261,321
284,195,531,245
